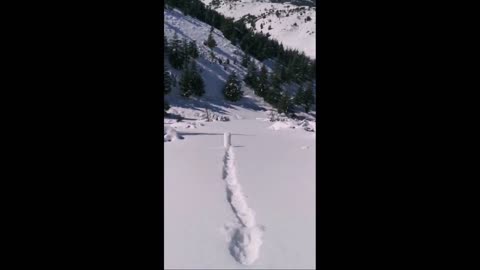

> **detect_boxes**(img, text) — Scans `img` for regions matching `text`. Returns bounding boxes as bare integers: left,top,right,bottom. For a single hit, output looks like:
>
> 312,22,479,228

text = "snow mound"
298,119,315,132
164,127,184,142
255,117,270,122
268,119,316,132
265,110,290,122
208,113,230,122
269,121,294,130
170,121,204,129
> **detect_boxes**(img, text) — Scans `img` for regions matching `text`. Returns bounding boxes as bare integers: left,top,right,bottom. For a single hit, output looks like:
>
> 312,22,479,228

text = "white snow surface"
201,0,316,59
165,116,316,269
164,7,315,269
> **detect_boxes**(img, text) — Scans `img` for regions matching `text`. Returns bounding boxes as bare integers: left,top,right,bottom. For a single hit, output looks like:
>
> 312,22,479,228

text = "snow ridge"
222,145,263,265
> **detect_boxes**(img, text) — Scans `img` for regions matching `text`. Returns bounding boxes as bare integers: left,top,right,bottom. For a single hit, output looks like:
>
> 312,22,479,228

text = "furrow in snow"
222,146,263,265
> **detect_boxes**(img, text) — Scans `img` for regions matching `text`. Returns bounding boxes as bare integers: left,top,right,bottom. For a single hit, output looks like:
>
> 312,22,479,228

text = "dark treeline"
270,0,316,7
164,33,199,69
243,60,315,114
164,33,205,99
164,65,172,112
165,0,315,83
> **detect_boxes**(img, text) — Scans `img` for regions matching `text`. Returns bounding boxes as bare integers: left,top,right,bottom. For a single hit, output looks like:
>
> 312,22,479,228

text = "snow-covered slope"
201,0,316,59
164,7,316,269
165,7,270,115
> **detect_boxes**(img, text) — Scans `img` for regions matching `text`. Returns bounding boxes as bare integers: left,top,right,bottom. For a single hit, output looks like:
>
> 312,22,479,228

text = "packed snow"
164,6,316,269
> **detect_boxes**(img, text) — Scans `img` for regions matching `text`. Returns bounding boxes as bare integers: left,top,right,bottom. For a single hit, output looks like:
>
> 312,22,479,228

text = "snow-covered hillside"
201,0,316,59
164,7,269,115
164,7,316,269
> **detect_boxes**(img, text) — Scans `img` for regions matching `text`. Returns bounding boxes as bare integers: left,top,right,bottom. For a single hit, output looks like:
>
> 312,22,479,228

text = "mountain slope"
164,6,315,120
201,0,316,59
164,7,268,115
164,7,316,269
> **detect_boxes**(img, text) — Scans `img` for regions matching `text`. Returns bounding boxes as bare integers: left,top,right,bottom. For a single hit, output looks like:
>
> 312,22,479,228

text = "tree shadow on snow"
168,95,266,117
177,132,224,136
178,132,255,137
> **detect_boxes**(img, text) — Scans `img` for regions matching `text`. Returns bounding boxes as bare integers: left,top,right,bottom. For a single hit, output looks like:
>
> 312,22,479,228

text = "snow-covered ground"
201,0,316,59
165,111,316,269
164,7,316,269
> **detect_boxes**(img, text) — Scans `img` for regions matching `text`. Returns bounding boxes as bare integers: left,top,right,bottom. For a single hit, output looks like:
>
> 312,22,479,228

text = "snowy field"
164,6,316,269
165,111,316,269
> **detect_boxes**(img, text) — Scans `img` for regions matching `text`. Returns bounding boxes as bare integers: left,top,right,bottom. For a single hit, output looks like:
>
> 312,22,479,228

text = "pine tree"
260,70,280,107
164,100,170,112
294,85,304,106
179,62,193,97
264,86,282,107
164,65,172,113
171,74,177,87
190,60,205,97
164,68,172,94
294,83,315,113
205,32,217,49
309,59,316,79
272,63,285,84
280,65,288,82
244,61,258,88
223,73,243,102
182,38,189,63
187,40,199,58
241,54,251,67
302,82,315,113
277,92,293,114
255,65,269,97
168,33,184,69
220,18,235,40
164,35,169,53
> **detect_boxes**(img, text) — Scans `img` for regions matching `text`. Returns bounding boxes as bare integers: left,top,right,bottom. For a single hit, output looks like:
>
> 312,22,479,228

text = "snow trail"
222,145,263,265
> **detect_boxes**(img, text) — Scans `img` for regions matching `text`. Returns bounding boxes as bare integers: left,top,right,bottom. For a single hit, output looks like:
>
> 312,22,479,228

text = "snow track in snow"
222,145,263,265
